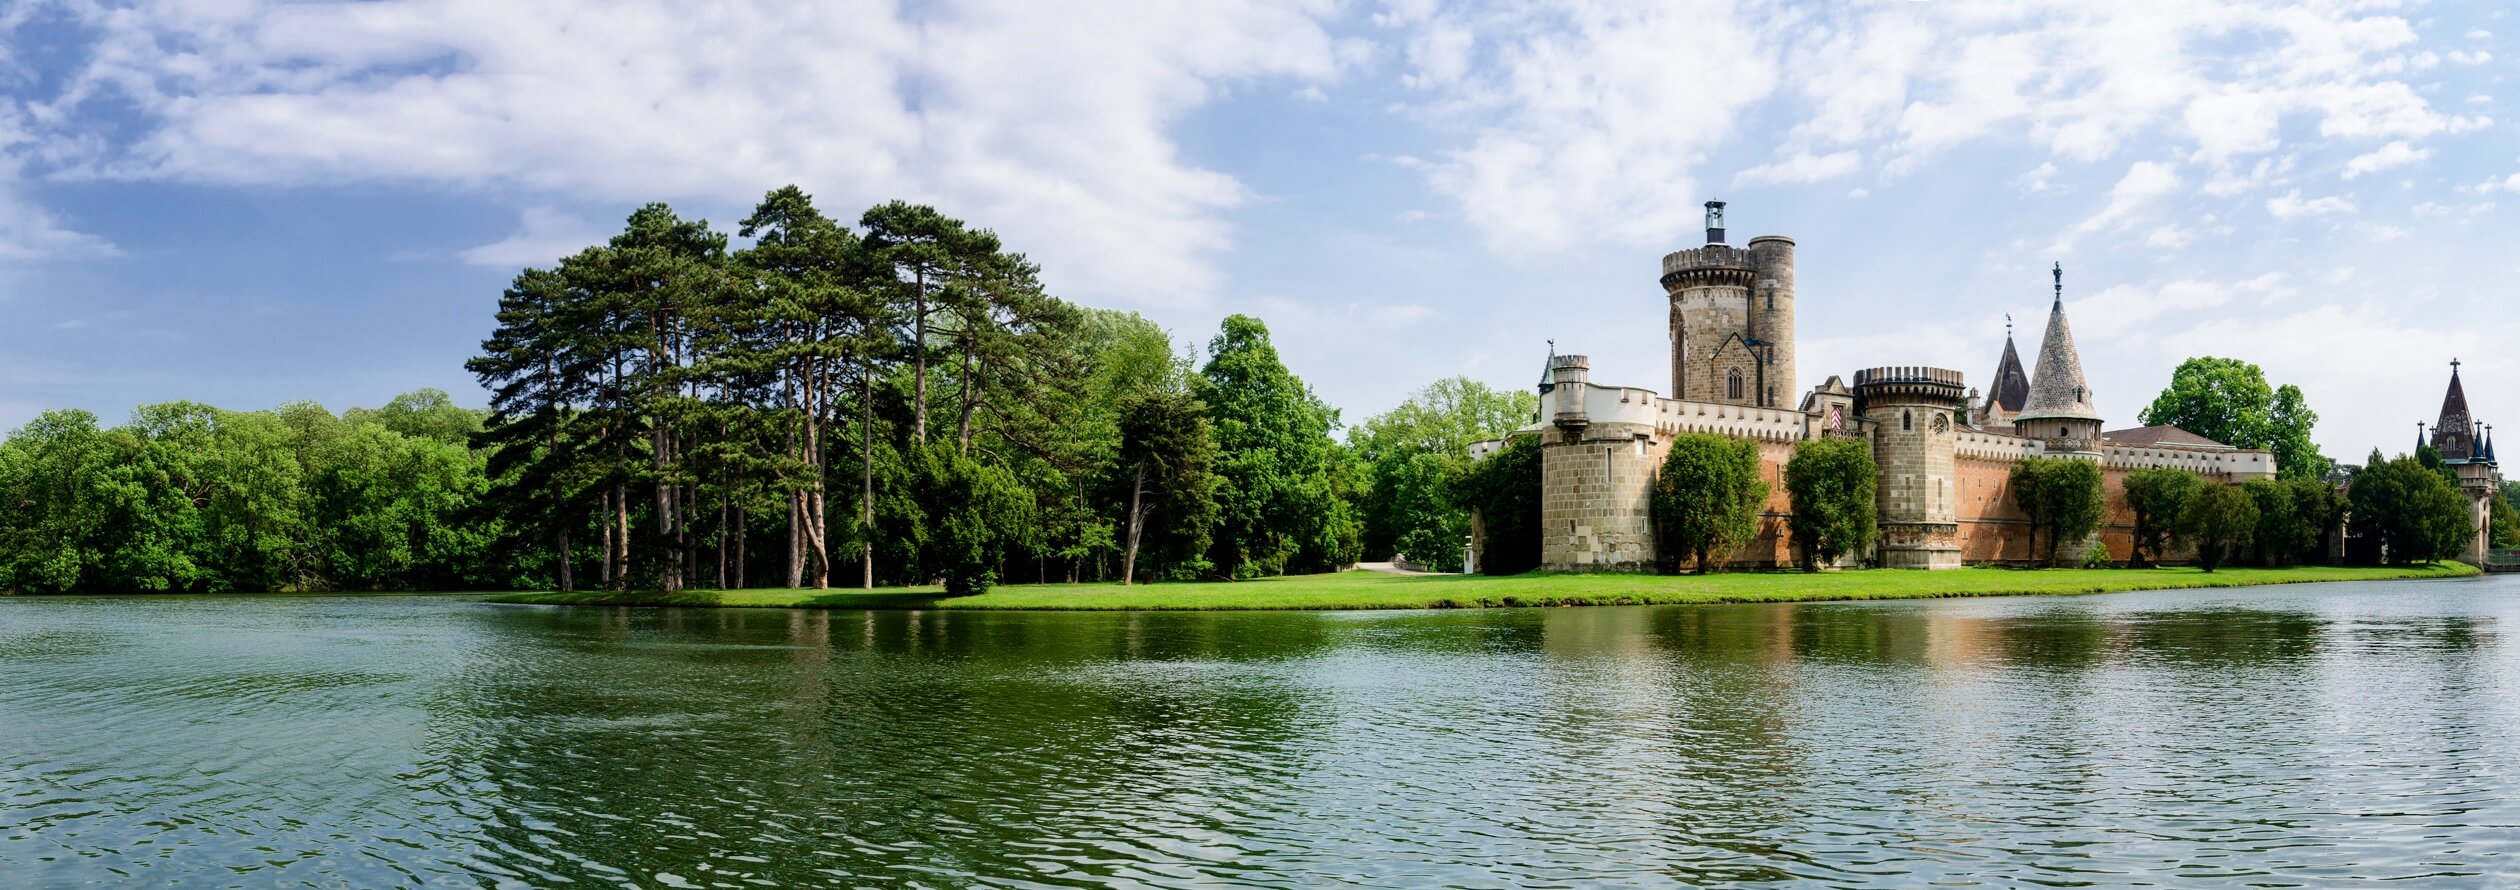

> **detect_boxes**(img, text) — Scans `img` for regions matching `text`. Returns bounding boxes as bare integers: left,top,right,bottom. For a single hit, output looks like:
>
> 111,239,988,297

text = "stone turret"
2015,263,2102,457
1665,201,1795,409
1856,366,1968,570
1548,354,1591,434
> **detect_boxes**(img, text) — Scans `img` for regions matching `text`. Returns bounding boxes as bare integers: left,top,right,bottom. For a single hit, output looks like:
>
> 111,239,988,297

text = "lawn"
483,562,2481,612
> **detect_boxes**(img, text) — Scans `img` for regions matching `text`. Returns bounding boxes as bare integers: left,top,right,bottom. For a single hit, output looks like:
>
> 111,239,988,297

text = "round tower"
1663,202,1794,408
1855,366,1968,570
1748,235,1796,410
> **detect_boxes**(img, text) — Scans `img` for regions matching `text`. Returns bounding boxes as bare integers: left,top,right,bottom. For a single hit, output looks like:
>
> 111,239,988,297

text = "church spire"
2017,263,2100,424
2432,358,2475,461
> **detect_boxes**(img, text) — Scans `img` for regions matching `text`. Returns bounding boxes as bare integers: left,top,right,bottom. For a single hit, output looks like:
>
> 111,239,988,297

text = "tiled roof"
2103,425,2232,449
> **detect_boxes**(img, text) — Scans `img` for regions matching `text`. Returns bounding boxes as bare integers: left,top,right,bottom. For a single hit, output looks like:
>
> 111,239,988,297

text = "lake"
5,576,2518,887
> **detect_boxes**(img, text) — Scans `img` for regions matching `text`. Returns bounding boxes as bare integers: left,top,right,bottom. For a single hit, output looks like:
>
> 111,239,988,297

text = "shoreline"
480,563,2482,612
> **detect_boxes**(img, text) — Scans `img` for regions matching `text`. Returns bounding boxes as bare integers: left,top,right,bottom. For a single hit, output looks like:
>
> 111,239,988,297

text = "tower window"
2060,426,2068,438
1727,370,1744,401
1903,410,1914,432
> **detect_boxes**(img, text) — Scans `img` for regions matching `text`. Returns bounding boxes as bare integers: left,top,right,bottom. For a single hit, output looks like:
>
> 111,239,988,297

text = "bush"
1650,433,1768,574
1783,436,1876,571
1454,435,1543,575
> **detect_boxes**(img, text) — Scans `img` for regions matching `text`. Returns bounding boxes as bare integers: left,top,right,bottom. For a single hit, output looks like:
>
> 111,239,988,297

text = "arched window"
1727,369,1744,401
2059,426,2068,438
1766,385,1775,407
1903,410,1914,432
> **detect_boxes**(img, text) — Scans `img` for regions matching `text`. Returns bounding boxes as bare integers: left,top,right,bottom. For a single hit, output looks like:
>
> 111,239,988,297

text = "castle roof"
1988,334,2031,413
2015,282,2101,423
2103,425,2232,450
2431,362,2475,461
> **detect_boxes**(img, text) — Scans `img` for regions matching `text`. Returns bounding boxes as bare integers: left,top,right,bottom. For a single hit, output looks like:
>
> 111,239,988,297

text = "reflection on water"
5,577,2520,887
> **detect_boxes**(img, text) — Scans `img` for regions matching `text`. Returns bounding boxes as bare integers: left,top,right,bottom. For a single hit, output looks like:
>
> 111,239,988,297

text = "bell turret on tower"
2015,262,2102,457
1663,201,1795,409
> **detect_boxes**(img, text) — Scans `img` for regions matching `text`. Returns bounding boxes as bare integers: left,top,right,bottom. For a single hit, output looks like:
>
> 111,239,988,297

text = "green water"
4,577,2518,887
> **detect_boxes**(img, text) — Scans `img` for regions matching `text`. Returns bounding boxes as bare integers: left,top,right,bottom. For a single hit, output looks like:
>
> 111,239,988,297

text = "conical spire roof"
1989,334,2031,413
2431,361,2475,460
2016,266,2100,423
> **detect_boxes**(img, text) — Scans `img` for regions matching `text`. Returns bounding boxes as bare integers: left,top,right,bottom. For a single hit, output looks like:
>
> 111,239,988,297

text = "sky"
0,0,2513,466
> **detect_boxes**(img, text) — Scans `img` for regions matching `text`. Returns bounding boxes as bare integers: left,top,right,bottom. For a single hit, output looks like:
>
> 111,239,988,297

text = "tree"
2011,457,2107,566
1454,435,1544,575
1351,377,1537,570
2181,482,2258,572
1782,436,1876,571
2494,483,2520,549
0,410,114,593
1199,315,1356,578
2240,476,2341,567
1651,433,1768,573
2139,356,2328,480
1369,451,1469,570
912,443,1033,595
1115,389,1219,584
2349,453,2473,565
2121,467,2200,567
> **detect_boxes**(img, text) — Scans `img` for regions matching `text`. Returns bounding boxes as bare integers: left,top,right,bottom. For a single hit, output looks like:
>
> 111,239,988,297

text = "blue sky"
1,0,2513,464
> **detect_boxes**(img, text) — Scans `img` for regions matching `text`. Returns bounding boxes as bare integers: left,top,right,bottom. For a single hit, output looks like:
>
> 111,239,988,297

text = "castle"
1519,202,2285,571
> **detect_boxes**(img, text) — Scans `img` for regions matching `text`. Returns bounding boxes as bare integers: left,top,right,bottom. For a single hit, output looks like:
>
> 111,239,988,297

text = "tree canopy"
2139,356,2329,480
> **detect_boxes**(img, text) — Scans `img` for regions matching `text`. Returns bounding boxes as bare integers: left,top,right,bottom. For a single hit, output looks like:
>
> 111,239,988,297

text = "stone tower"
1856,366,1968,569
2429,359,2501,565
1664,201,1795,409
2015,263,2102,457
1538,354,1663,572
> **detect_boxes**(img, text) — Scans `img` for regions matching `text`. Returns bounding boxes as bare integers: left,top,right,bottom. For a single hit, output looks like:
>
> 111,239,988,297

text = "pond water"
5,576,2520,887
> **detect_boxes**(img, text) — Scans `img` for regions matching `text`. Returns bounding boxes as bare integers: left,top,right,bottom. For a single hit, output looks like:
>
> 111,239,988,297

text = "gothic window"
1727,370,1744,401
1766,385,1775,406
2059,426,2069,438
1903,410,1914,432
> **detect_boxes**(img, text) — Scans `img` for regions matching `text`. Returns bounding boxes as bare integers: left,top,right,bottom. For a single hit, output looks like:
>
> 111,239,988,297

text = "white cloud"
1734,150,1861,186
2448,50,2493,65
2015,162,2060,194
28,0,1344,305
2050,160,2182,252
459,207,605,268
1400,1,1777,254
2340,140,2430,180
2266,190,2356,219
2160,304,2492,461
2476,173,2520,194
2356,221,2410,241
1386,1,2470,252
2068,273,2292,341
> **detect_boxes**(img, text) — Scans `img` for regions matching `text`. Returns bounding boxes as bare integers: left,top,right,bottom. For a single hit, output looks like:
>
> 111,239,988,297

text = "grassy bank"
483,563,2481,612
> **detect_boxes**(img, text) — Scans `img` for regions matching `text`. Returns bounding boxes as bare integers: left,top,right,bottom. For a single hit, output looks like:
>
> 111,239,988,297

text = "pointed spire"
1988,328,2031,413
2486,423,2499,465
2432,358,2475,460
1537,340,1557,394
2017,263,2100,423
